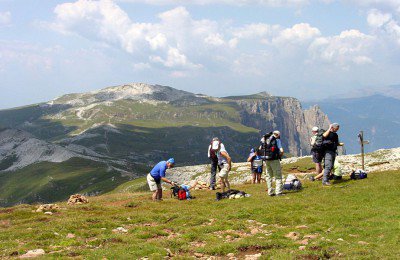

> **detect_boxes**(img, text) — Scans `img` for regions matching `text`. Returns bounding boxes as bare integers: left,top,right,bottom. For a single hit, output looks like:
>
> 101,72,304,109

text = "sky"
1,0,400,109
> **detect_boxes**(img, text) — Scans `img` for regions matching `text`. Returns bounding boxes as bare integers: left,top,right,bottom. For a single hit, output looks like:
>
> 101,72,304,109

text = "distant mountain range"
303,91,400,154
0,83,329,206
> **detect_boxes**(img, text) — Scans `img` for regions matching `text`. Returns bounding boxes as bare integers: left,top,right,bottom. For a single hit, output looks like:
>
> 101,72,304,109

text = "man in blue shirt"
147,158,175,201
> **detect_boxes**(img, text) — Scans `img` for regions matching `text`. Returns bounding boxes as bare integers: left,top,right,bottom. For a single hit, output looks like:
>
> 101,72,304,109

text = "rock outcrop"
235,95,330,156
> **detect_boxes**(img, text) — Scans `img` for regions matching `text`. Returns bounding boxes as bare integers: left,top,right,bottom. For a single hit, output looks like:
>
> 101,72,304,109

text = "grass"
1,169,399,258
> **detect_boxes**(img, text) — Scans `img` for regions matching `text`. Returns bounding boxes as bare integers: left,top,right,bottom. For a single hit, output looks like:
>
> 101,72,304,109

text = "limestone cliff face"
234,96,330,156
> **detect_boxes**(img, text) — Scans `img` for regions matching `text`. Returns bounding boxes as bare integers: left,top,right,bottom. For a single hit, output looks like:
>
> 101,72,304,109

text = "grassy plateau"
0,163,399,259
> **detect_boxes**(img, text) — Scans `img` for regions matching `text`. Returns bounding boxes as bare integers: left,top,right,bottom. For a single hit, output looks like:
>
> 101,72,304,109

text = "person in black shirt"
321,123,344,186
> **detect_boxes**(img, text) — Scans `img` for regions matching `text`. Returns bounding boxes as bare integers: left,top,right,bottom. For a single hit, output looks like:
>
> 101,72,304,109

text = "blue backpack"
350,169,368,180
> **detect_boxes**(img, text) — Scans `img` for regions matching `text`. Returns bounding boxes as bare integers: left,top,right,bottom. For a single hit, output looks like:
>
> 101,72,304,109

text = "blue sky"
1,0,400,109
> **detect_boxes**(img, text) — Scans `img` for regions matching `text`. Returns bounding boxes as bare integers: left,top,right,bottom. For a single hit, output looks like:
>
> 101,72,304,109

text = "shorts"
251,167,263,174
311,150,324,163
147,173,162,191
218,164,230,179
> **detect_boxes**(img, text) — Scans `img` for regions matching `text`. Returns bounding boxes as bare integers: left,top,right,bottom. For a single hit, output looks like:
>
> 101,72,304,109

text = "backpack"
171,185,189,200
350,169,368,180
178,189,187,200
312,129,325,151
209,140,221,162
262,134,280,160
283,174,302,191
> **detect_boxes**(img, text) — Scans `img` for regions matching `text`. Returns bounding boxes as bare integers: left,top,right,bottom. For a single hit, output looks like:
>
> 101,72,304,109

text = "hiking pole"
358,131,369,171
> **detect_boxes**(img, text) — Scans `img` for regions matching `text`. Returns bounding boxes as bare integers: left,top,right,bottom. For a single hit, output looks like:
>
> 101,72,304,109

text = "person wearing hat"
321,123,344,186
309,126,324,181
147,158,176,201
264,130,285,196
207,137,225,190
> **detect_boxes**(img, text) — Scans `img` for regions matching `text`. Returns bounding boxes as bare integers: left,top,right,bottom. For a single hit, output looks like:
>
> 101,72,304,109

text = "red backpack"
177,189,187,200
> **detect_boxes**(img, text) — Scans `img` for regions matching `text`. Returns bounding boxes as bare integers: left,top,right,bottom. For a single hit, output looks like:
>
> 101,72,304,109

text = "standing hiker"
147,158,175,201
309,126,324,181
321,123,344,186
262,130,285,196
217,143,232,192
247,148,263,184
207,137,224,190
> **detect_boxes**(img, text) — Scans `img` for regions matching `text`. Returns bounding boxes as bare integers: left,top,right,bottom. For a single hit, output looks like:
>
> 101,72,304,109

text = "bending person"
147,158,175,201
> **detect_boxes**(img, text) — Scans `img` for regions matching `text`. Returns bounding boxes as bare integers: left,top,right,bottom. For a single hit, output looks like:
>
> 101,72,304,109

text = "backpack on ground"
283,174,302,191
177,189,187,200
209,140,221,162
261,133,280,160
350,169,368,180
312,129,325,151
216,189,247,201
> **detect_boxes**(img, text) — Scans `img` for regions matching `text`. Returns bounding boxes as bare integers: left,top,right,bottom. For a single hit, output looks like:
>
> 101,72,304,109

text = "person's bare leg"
225,177,230,191
221,178,226,192
257,173,261,184
252,172,256,184
315,173,323,180
156,189,163,200
316,163,322,174
152,191,157,201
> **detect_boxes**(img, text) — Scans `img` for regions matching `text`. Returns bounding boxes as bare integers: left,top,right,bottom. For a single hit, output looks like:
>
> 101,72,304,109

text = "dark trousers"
210,159,221,188
323,150,336,183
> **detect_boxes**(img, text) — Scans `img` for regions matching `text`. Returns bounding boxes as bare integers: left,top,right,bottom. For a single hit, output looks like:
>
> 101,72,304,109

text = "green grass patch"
1,170,399,258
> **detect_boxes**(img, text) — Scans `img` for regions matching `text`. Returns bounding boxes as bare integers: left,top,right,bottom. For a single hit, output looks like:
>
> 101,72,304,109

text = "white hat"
273,130,280,136
312,126,319,131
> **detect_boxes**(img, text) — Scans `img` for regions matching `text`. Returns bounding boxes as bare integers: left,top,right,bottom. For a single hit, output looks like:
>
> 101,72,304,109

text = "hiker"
147,158,175,201
217,143,232,192
330,161,343,180
207,137,225,190
262,130,284,196
321,123,344,186
309,126,324,181
180,181,198,199
247,148,263,184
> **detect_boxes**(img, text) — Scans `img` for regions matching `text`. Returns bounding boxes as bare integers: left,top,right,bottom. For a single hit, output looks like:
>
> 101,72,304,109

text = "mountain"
0,83,329,205
303,94,400,154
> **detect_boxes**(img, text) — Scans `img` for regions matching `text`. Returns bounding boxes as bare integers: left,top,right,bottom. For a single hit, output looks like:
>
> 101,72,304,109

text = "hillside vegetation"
1,164,399,259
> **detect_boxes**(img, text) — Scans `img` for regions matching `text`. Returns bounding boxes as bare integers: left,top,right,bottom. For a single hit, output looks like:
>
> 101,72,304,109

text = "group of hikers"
146,123,343,201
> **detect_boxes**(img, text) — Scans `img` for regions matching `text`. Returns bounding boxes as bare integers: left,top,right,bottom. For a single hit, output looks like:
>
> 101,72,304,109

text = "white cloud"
367,9,391,28
0,11,11,26
273,23,320,44
308,29,375,68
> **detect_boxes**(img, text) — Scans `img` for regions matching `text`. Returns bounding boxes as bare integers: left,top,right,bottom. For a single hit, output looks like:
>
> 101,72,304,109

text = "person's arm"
221,151,232,170
207,145,211,158
277,139,284,157
247,153,255,162
323,125,332,138
161,177,174,185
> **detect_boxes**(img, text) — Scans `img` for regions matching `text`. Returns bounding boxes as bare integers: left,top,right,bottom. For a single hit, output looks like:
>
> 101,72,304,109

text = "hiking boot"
268,193,276,197
309,176,315,181
322,182,331,186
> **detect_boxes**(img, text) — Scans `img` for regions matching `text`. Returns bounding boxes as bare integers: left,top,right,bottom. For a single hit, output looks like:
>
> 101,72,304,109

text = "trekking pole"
358,131,369,171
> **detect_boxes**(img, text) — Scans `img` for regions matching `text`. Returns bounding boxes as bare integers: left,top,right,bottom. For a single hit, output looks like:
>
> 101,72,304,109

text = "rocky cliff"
233,95,330,156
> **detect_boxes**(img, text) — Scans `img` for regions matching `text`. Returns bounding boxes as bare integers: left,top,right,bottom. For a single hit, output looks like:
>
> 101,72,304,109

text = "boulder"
67,194,89,205
20,249,45,258
35,204,59,213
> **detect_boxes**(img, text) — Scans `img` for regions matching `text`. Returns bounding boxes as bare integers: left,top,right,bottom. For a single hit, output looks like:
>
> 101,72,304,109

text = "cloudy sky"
1,0,400,109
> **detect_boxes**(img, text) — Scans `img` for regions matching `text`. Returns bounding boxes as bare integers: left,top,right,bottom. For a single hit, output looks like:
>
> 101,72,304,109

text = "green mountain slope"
0,158,136,207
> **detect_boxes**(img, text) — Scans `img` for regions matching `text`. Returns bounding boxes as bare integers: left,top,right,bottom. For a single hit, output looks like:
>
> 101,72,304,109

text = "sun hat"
250,148,255,153
167,158,175,164
273,130,280,136
312,126,319,131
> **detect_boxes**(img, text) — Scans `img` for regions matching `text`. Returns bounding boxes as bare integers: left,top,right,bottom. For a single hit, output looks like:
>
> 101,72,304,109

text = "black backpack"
209,140,221,162
262,134,280,160
312,129,325,151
